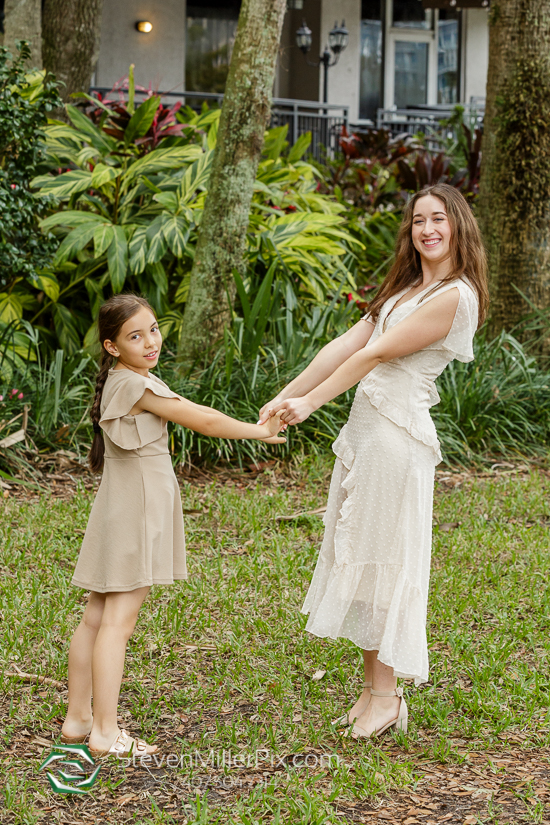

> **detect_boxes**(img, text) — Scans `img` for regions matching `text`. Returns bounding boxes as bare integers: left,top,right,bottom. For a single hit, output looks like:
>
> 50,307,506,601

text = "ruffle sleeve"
99,370,180,450
441,281,478,363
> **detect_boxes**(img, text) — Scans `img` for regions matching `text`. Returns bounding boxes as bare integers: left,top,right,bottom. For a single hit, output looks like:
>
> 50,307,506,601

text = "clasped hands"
258,394,315,429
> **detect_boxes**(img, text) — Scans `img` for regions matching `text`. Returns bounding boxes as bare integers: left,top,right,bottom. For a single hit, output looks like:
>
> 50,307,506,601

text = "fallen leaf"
0,428,25,449
436,522,460,532
116,794,137,807
31,737,54,748
311,670,326,681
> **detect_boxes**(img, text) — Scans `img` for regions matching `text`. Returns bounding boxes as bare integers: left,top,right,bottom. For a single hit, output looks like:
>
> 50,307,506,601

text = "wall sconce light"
136,21,153,33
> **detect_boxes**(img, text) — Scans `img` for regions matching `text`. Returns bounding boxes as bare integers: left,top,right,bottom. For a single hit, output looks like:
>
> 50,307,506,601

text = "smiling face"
103,306,162,375
411,194,452,267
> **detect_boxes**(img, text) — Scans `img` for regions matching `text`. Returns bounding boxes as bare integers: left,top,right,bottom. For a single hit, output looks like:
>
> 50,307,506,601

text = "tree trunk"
42,0,103,105
478,0,550,339
180,0,287,365
3,0,42,67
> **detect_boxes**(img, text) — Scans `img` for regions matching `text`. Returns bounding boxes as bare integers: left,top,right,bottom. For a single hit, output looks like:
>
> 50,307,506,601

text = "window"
186,2,240,93
394,40,428,107
437,9,459,104
359,0,383,121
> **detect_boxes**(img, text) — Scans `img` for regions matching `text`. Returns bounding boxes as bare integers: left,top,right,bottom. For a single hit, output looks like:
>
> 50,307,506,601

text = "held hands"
258,411,287,444
258,396,282,425
265,396,315,427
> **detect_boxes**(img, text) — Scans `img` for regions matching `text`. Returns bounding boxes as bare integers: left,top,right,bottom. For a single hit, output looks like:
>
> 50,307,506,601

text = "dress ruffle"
100,370,180,450
360,373,442,464
331,429,358,566
303,426,430,685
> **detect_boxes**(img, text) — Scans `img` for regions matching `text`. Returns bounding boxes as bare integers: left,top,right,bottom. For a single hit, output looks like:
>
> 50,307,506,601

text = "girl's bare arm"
270,289,460,425
258,319,375,423
133,391,285,441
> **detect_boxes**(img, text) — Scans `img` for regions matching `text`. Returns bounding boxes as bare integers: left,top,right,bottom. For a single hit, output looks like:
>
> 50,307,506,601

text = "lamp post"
295,20,349,104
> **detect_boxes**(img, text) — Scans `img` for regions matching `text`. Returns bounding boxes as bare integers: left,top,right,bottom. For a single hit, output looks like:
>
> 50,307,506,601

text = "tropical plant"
323,121,476,214
14,79,361,356
0,336,96,479
0,42,61,286
440,104,483,200
434,330,550,462
77,68,199,152
324,125,424,211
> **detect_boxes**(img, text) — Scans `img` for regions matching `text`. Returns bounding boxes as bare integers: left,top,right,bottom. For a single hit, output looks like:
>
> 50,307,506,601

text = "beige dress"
301,278,479,685
72,368,187,593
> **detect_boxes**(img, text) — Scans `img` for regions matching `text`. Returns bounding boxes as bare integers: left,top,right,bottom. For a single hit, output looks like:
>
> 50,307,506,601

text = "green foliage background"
1,65,550,473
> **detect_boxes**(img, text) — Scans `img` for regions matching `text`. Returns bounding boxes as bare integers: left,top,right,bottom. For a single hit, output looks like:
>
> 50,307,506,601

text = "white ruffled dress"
301,278,478,684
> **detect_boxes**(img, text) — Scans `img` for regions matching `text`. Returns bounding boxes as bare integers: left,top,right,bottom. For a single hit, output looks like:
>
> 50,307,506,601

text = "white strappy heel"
349,686,408,739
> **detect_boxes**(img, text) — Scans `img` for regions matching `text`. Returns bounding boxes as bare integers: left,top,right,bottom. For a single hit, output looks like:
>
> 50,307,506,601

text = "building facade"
94,0,489,123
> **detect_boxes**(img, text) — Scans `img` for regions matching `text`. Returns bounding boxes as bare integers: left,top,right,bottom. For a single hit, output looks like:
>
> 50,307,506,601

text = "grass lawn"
1,456,549,824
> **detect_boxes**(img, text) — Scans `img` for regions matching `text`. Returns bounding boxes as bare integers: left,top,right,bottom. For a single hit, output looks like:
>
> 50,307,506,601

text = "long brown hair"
368,184,489,326
89,294,156,474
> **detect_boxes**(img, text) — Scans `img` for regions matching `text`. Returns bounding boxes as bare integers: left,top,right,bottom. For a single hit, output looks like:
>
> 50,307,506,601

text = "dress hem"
299,610,427,685
71,574,188,593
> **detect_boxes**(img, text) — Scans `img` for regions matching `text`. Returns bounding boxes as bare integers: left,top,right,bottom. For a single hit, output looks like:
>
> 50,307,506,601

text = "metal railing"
374,102,485,148
89,87,349,161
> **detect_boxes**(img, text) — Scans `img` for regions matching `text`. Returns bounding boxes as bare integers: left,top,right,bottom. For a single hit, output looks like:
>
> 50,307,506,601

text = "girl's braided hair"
89,294,155,473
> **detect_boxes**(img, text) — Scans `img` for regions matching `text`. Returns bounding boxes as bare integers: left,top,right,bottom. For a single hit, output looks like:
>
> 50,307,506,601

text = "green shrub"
0,42,61,308
434,331,550,462
3,72,360,356
3,312,550,476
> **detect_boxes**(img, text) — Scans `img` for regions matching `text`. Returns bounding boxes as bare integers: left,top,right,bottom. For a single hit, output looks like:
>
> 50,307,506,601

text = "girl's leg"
62,591,106,740
351,653,401,736
88,586,155,753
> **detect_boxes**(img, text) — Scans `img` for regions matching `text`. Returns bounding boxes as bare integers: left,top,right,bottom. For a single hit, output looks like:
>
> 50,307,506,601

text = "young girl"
260,184,489,738
61,294,284,757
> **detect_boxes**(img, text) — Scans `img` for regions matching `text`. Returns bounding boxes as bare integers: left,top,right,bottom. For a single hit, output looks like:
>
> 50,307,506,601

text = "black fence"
89,87,349,162
374,102,485,149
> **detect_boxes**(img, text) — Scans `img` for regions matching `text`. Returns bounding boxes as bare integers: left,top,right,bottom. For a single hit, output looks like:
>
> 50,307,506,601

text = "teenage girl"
60,294,284,757
260,184,488,738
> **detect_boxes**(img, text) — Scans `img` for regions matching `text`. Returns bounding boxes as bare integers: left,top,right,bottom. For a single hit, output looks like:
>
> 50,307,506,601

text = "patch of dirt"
3,711,549,824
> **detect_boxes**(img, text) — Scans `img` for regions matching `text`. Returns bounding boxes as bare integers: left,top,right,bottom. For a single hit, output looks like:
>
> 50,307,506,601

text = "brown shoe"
60,731,91,744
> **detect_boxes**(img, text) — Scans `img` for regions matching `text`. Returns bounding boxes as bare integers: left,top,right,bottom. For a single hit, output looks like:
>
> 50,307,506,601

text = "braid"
88,349,113,473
